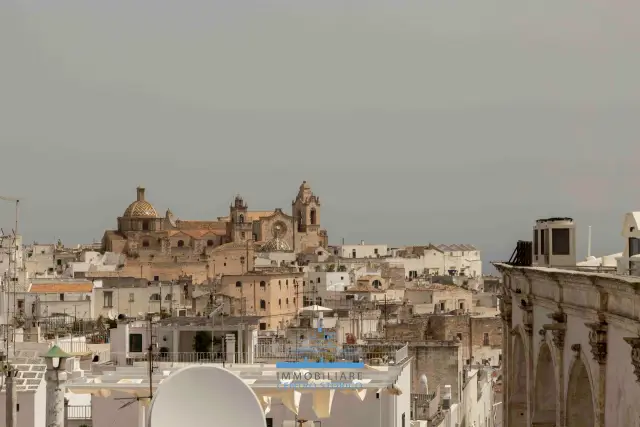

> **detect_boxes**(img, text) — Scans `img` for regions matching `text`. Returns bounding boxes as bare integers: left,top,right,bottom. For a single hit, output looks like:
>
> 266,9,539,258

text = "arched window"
260,299,266,310
260,281,266,288
286,298,289,305
235,281,242,288
142,240,149,248
207,240,214,247
142,220,150,231
293,297,296,305
177,240,184,247
279,280,282,290
286,279,289,286
372,280,382,289
238,214,244,223
278,298,282,307
150,293,161,301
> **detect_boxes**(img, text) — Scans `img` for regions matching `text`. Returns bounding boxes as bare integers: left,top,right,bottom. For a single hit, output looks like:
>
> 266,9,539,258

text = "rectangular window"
129,333,143,352
630,238,640,257
103,291,113,308
59,293,65,301
533,230,538,255
483,332,490,346
129,293,135,303
540,229,547,255
265,418,273,427
552,228,570,255
259,323,267,331
260,300,266,310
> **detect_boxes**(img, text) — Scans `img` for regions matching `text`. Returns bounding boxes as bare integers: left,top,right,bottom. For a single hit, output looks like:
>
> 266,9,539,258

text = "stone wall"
410,342,462,403
470,316,502,348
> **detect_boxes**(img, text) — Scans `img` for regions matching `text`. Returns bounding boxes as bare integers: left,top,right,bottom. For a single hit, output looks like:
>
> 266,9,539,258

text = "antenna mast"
0,196,20,356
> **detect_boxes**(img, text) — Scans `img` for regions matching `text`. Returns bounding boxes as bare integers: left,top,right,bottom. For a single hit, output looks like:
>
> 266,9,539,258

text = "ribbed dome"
259,237,291,252
122,187,159,218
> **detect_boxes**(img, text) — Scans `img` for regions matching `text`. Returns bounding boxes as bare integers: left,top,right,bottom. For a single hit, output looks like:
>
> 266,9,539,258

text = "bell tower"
292,181,320,233
229,194,252,243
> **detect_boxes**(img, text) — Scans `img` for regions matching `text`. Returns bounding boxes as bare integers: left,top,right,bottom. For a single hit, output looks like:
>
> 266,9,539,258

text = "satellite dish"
148,365,266,427
420,374,429,393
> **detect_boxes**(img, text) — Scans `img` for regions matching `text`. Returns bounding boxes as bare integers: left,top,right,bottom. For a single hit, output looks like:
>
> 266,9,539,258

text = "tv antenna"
115,314,157,410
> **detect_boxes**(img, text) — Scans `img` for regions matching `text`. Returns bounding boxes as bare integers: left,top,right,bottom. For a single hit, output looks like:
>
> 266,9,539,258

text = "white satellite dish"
420,374,429,394
148,365,266,427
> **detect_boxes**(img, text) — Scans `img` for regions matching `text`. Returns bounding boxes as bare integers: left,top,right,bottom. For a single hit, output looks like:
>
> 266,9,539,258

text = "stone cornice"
586,316,608,365
492,263,640,294
623,337,640,383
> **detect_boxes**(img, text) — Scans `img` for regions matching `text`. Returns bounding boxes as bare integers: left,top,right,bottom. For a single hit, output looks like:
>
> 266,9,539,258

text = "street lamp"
43,345,71,427
43,345,70,371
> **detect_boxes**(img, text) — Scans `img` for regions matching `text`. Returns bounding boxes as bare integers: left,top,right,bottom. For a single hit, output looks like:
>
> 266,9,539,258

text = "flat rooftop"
67,361,409,393
493,262,640,287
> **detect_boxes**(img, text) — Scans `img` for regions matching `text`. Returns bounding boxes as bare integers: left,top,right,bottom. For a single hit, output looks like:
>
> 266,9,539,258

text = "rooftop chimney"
136,187,145,201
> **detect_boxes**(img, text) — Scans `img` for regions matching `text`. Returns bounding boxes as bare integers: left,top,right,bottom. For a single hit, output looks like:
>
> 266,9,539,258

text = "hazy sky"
1,1,639,268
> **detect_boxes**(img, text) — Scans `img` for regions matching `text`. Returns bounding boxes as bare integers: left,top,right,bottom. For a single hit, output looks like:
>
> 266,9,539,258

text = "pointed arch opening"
510,332,528,427
566,357,595,427
533,343,557,426
310,208,317,225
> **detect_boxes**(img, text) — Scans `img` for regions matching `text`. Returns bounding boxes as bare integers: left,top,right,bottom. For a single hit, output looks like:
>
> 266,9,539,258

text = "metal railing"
108,346,410,366
67,405,92,420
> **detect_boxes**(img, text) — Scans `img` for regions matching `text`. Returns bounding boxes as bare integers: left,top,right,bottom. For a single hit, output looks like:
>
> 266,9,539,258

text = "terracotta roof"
217,211,275,222
175,220,226,230
212,242,257,252
29,281,93,293
181,230,224,238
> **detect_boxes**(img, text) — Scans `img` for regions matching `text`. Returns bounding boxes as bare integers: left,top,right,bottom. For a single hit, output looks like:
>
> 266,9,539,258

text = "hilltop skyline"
2,1,640,268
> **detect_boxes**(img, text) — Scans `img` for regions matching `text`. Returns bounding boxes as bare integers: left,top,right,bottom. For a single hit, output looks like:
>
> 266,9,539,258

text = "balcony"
107,344,410,367
66,405,91,420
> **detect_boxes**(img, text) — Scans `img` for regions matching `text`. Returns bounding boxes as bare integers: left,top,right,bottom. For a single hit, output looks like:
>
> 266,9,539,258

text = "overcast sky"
1,1,639,268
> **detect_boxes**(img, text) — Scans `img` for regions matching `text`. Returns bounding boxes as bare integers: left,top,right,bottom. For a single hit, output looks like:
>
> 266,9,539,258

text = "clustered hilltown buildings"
0,182,501,427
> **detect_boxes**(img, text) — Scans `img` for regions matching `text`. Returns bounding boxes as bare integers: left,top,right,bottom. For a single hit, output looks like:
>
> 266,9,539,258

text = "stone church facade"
101,181,328,259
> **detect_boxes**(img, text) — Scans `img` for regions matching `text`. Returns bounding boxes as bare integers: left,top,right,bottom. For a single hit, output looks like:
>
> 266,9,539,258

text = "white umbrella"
299,305,333,312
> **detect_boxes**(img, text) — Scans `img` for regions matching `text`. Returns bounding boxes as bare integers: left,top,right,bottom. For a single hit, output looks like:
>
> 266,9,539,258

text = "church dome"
122,187,158,218
259,237,291,252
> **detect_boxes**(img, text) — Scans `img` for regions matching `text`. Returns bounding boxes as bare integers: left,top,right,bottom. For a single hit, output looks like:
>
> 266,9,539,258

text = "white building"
67,349,412,427
331,242,389,259
62,251,123,278
25,279,94,320
306,271,352,304
388,244,482,279
92,280,189,319
496,213,640,426
0,234,24,279
108,315,261,365
24,243,55,278
0,345,49,427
